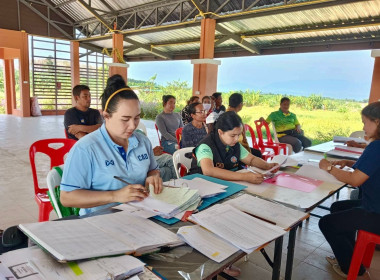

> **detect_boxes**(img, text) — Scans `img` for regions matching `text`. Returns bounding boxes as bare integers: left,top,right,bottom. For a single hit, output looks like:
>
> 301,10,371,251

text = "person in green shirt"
260,97,311,153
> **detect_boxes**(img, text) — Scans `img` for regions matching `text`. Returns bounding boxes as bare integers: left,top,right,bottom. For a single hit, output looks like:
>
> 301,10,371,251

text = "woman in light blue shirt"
60,75,162,215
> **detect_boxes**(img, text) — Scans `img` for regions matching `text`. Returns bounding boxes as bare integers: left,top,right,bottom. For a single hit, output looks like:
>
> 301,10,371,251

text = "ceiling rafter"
19,0,74,38
215,25,261,54
124,38,173,59
76,0,114,32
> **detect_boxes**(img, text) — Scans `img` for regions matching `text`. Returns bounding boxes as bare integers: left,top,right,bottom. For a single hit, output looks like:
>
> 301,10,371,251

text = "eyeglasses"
195,110,207,114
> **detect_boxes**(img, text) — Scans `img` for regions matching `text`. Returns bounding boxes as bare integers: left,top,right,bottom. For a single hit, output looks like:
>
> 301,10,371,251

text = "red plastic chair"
29,138,77,222
244,124,274,161
64,129,69,139
347,230,380,279
254,120,288,155
154,123,162,146
175,127,183,147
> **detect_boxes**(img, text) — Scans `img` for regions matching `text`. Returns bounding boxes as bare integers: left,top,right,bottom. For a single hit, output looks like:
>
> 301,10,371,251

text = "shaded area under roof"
1,0,380,61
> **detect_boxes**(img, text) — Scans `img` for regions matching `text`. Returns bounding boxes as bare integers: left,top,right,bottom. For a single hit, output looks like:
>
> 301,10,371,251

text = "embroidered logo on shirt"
80,118,85,123
105,160,114,166
137,153,148,161
230,156,238,163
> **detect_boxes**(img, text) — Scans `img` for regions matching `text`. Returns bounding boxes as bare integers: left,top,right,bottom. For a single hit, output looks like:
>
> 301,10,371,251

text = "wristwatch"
326,165,333,173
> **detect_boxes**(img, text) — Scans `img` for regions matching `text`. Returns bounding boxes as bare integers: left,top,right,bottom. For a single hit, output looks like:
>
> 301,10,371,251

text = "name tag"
137,154,148,161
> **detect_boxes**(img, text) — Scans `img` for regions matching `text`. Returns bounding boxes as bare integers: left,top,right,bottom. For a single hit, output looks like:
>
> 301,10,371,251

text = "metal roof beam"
76,0,114,32
123,46,140,54
215,25,261,54
19,0,74,39
214,0,231,14
39,0,74,24
244,0,260,11
124,38,173,59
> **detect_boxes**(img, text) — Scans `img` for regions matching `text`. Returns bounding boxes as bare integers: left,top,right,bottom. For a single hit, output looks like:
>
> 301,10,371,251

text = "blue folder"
153,174,247,225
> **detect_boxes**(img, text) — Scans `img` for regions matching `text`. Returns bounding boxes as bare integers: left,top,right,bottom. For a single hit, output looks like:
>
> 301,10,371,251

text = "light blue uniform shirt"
61,124,158,215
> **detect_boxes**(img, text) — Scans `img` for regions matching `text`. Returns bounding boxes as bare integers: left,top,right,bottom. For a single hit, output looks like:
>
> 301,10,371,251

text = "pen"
113,176,149,194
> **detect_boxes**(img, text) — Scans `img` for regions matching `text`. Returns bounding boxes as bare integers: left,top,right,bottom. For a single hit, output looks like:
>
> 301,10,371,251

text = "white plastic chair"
136,122,147,136
46,165,64,218
349,130,365,139
271,123,293,155
172,147,194,178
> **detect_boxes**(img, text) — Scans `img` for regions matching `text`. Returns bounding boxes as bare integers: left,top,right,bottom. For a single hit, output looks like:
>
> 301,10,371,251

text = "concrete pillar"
3,59,15,114
192,18,219,98
369,50,380,103
109,33,128,82
70,41,80,106
19,31,30,117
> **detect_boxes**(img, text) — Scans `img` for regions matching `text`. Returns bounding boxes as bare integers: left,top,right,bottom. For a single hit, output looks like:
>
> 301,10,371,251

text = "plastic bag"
30,96,42,116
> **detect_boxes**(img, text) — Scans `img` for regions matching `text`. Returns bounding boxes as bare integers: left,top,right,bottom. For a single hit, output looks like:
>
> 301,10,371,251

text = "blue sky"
128,50,375,101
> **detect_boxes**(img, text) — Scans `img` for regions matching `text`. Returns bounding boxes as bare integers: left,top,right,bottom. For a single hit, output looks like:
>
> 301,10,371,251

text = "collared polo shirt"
61,124,158,215
265,109,300,137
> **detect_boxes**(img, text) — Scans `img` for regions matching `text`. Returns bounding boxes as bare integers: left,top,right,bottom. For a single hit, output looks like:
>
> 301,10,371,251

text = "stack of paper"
333,136,367,144
177,225,239,263
129,185,201,219
0,246,145,280
19,211,183,262
334,146,364,154
269,155,299,167
165,178,227,198
224,194,308,229
295,164,346,185
190,204,285,254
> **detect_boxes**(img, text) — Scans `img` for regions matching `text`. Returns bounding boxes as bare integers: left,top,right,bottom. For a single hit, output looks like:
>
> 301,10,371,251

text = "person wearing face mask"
60,75,162,216
202,95,213,116
318,101,380,279
259,97,311,153
181,102,208,148
155,95,183,154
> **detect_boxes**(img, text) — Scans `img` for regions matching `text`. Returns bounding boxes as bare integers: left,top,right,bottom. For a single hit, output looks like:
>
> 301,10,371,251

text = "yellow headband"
104,87,133,112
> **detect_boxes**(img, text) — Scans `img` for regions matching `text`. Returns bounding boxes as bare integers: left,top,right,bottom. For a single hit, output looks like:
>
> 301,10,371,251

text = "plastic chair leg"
363,243,375,267
38,203,53,222
348,237,368,280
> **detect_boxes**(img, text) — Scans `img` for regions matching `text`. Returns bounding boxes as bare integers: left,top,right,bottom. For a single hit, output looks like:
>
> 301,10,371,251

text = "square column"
192,18,219,98
109,33,128,82
3,59,16,114
70,41,80,106
369,50,380,103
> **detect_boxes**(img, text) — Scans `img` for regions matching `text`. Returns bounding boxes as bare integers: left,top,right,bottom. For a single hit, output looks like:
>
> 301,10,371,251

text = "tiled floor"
0,114,379,280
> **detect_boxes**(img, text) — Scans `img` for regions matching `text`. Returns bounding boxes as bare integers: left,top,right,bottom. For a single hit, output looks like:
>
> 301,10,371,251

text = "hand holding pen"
113,176,149,202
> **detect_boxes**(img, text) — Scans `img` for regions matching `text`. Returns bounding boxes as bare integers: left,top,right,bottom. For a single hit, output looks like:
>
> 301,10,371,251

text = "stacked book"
18,211,183,262
130,184,201,219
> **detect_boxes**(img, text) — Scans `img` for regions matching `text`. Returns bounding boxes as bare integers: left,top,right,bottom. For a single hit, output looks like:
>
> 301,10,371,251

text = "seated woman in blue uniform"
60,75,162,216
318,101,380,278
190,111,278,184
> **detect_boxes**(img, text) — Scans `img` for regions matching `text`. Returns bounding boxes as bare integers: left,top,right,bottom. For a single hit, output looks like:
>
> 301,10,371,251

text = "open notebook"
19,211,183,262
189,204,285,254
224,194,308,229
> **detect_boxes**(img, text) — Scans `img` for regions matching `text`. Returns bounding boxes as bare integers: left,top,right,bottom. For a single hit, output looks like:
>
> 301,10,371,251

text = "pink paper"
264,173,323,193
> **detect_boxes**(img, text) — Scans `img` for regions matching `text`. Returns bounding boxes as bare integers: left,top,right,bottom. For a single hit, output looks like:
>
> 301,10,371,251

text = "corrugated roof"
14,0,380,60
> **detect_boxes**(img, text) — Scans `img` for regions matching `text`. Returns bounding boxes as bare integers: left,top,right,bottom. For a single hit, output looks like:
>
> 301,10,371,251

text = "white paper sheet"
191,204,285,253
295,164,345,185
165,178,227,198
224,194,307,229
177,225,239,262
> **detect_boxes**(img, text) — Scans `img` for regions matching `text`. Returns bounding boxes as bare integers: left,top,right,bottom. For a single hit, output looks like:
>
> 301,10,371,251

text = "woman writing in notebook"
60,75,162,216
318,101,380,278
189,111,279,184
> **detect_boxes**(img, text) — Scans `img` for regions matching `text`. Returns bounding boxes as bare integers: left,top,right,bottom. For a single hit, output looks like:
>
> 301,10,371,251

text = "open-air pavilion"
1,0,380,279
